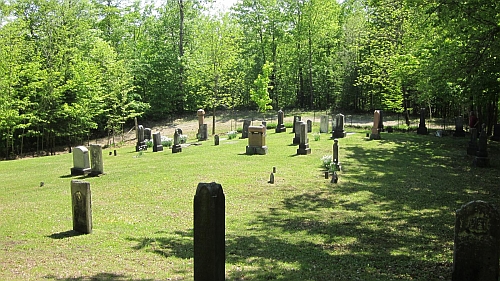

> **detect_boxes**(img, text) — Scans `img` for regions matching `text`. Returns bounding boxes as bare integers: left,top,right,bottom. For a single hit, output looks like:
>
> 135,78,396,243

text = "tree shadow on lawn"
44,272,156,281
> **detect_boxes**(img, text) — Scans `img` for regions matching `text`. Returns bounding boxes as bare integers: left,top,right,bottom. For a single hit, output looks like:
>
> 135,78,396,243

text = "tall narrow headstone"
136,125,147,152
275,110,286,133
172,128,183,153
417,108,428,135
307,120,312,133
152,132,163,152
320,116,329,133
491,124,500,141
332,113,346,138
453,116,465,137
370,110,381,140
292,116,301,133
197,109,208,141
71,146,91,176
89,144,103,176
452,200,500,281
144,128,152,140
292,120,301,145
378,110,384,132
241,120,251,139
214,134,220,146
474,124,489,167
269,173,275,184
297,121,311,155
194,182,225,281
71,180,92,234
332,139,341,171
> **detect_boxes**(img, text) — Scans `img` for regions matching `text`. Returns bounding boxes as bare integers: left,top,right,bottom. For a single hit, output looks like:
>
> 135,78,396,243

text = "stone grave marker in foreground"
194,182,225,281
71,146,91,176
452,200,500,281
71,180,92,234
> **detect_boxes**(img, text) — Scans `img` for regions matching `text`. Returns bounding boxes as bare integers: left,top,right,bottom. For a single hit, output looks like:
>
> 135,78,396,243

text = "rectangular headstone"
71,146,91,176
320,116,329,133
71,180,92,234
241,120,251,139
194,182,225,281
452,201,500,281
89,144,103,176
152,132,163,152
275,110,286,133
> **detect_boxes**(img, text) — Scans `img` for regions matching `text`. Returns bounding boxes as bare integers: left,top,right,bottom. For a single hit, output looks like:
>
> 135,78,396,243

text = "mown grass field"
1,124,499,281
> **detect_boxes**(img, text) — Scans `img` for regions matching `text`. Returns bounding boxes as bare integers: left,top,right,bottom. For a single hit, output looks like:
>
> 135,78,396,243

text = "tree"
250,61,273,112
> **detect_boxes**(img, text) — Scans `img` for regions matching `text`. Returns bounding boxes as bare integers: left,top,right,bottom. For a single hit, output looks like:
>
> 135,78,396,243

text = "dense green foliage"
1,0,500,158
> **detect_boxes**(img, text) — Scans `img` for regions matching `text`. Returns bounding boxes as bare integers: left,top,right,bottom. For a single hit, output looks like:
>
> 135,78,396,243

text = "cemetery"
1,110,500,281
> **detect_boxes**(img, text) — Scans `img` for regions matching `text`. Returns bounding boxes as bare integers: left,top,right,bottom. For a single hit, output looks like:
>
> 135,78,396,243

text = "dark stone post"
452,200,500,281
71,180,92,234
214,134,220,146
417,108,428,135
194,182,225,281
241,120,251,139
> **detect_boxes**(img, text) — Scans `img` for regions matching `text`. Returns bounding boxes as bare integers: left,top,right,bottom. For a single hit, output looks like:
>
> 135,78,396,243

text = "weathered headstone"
331,113,346,138
89,144,103,176
71,180,92,234
297,121,311,155
307,120,312,133
332,139,341,171
378,110,384,132
144,128,152,140
197,109,208,141
370,110,381,140
194,182,225,281
417,108,428,135
214,134,220,146
275,110,286,133
491,124,500,141
467,128,479,156
269,173,274,184
320,115,329,133
241,120,251,139
474,124,489,167
292,120,301,145
292,116,301,133
172,128,183,153
272,166,276,173
136,125,148,152
246,125,268,155
453,116,465,137
152,132,163,152
452,200,500,281
71,146,91,176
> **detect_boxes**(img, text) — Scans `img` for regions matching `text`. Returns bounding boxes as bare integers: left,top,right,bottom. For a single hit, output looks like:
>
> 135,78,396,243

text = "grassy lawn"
1,124,499,281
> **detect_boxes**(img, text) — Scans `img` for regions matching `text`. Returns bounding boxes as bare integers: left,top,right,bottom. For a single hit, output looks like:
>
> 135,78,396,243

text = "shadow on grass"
44,273,156,281
127,230,193,260
47,230,85,239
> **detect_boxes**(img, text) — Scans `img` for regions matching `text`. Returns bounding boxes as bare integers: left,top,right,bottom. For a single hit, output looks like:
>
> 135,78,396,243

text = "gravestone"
292,120,301,145
467,128,479,156
172,128,183,153
71,146,91,176
152,132,163,152
453,116,465,137
370,110,381,140
307,120,312,133
378,110,384,132
331,113,346,138
136,125,148,152
292,116,301,133
71,180,92,234
452,200,500,281
474,124,489,167
320,115,329,133
89,144,103,176
275,110,286,133
297,121,311,155
332,139,341,171
417,108,428,135
214,134,220,146
491,124,500,141
241,120,251,139
246,125,268,155
197,109,208,141
269,173,274,184
144,128,152,140
194,182,225,281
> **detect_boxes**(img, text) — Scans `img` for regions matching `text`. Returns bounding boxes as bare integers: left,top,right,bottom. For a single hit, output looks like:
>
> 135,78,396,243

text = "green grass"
1,127,500,281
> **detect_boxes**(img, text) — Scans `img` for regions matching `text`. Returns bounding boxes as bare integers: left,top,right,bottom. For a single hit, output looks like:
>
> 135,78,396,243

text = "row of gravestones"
70,179,500,281
71,145,104,176
136,122,184,154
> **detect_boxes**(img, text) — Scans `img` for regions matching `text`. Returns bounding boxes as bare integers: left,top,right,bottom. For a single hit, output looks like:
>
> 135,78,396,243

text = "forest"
0,0,499,158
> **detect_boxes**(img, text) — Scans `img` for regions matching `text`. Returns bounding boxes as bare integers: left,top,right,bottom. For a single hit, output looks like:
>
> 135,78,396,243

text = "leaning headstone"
467,128,479,156
320,116,329,133
246,125,268,155
453,116,465,137
297,121,311,155
474,124,489,167
136,125,148,152
417,108,428,135
152,132,163,152
89,144,104,176
491,124,500,141
194,182,225,281
370,110,381,140
241,120,251,139
214,134,220,146
71,146,91,176
71,180,92,234
331,113,346,138
172,128,183,153
452,200,500,281
307,120,312,133
292,116,301,133
144,128,152,140
275,110,286,133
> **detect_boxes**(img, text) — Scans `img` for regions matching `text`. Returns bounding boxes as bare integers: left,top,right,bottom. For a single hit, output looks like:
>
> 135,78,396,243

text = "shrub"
313,133,321,141
146,140,153,148
179,134,188,144
284,122,294,128
227,131,237,140
161,136,173,148
266,123,277,129
321,155,333,170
